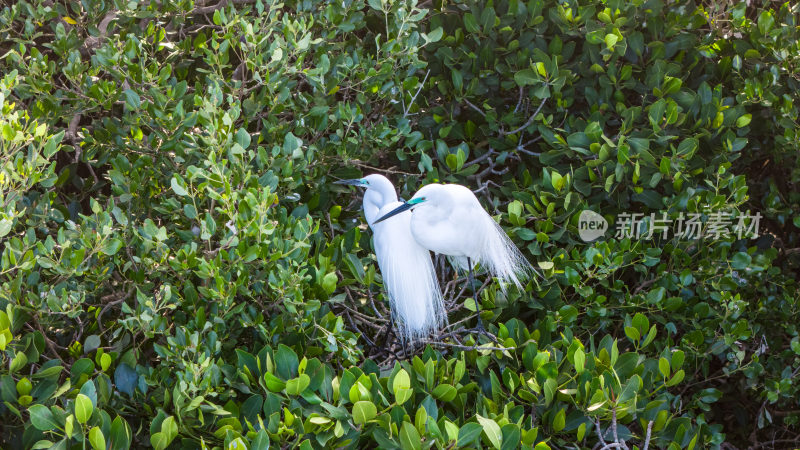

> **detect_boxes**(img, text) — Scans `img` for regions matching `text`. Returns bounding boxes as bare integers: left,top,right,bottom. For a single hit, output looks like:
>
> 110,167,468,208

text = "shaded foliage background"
1,0,799,448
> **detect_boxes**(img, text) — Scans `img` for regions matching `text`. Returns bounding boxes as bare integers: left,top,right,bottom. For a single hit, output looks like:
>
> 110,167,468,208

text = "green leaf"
604,33,619,48
123,89,141,109
425,27,443,43
671,350,685,371
234,128,251,149
263,372,286,392
161,416,178,445
392,368,412,404
1,123,14,141
89,426,106,450
322,272,337,294
624,326,640,343
99,237,124,257
170,176,188,197
736,114,752,128
79,380,98,408
432,384,457,402
285,374,310,396
109,416,132,450
477,414,502,449
400,421,422,450
283,132,302,154
352,401,377,425
552,408,566,432
618,375,642,403
458,422,483,446
16,378,32,396
666,369,685,386
514,69,538,87
151,432,169,450
731,252,752,270
464,13,479,33
28,405,59,431
573,348,585,373
74,393,93,423
83,335,101,354
659,357,670,378
275,344,299,379
0,219,12,238
114,363,137,396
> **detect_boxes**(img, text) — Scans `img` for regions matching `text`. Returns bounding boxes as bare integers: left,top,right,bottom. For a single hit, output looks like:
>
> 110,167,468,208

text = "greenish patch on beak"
374,197,425,223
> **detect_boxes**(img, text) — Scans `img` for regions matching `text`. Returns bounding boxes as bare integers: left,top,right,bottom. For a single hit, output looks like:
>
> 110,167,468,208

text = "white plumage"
376,183,534,293
338,174,446,341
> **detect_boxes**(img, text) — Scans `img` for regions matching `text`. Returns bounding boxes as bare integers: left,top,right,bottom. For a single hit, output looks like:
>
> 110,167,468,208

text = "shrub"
0,0,798,448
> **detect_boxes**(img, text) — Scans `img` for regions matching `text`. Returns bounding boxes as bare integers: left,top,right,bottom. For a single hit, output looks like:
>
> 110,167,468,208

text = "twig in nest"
416,339,513,352
337,304,386,329
345,310,374,347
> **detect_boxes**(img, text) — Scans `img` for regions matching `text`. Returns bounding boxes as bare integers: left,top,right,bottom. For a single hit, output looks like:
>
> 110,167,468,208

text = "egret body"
375,183,535,329
335,175,446,342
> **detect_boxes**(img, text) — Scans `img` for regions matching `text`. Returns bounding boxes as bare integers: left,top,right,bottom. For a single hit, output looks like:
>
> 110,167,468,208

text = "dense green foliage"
1,0,799,448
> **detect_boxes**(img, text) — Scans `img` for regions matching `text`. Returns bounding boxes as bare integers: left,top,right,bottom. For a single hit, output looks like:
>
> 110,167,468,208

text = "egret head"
335,174,399,224
334,174,394,191
374,183,445,224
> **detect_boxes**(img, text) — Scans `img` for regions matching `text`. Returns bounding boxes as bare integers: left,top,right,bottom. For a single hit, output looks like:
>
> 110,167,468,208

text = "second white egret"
375,182,536,330
335,174,446,343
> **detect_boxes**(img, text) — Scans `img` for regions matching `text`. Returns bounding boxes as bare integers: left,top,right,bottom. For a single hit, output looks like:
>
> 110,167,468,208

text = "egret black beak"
374,201,413,224
333,179,366,186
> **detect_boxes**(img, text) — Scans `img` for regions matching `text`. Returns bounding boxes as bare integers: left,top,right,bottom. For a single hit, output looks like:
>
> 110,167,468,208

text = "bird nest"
332,256,516,370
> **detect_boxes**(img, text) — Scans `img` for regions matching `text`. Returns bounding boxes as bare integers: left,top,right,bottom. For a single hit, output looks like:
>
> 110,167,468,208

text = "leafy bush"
1,0,799,448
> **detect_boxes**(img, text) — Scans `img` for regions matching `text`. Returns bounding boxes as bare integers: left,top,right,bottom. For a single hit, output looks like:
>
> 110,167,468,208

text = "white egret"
374,182,536,331
335,174,446,343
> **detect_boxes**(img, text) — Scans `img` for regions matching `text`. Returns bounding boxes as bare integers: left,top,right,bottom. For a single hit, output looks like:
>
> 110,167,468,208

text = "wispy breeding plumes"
335,174,446,342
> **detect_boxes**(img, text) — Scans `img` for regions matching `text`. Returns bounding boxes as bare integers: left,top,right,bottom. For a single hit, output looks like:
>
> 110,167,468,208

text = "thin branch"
634,278,658,294
514,86,524,113
462,147,496,169
611,407,630,450
598,444,627,450
642,421,654,450
520,135,543,147
770,409,800,417
417,339,513,352
79,11,118,56
516,146,541,157
345,310,374,347
97,288,135,333
500,98,547,136
66,113,82,163
403,70,430,117
595,419,608,447
193,0,257,15
749,438,800,449
463,98,487,118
